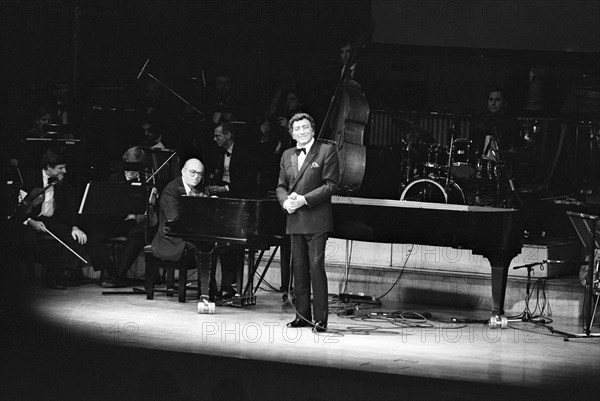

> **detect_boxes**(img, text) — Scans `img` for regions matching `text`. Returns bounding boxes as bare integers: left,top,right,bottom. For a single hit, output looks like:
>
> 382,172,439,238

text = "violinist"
15,148,87,289
85,146,157,288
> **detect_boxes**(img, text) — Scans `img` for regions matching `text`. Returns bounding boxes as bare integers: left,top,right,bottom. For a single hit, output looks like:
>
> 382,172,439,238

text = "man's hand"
284,192,306,214
206,185,227,195
283,198,296,214
71,226,87,245
288,192,306,209
28,219,46,233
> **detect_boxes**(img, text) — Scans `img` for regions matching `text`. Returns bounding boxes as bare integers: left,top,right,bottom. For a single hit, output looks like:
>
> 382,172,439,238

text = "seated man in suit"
206,122,260,302
15,147,87,289
86,146,157,288
150,158,209,297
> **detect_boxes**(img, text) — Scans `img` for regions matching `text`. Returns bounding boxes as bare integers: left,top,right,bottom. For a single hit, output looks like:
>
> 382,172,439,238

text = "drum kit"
394,118,514,207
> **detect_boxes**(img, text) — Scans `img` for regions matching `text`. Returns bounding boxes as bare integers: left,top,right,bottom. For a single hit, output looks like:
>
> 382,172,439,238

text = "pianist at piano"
150,158,207,294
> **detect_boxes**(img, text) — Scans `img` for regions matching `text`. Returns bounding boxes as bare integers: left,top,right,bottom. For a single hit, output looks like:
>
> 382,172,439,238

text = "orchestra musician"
276,113,340,332
15,147,87,289
206,122,260,303
85,146,157,288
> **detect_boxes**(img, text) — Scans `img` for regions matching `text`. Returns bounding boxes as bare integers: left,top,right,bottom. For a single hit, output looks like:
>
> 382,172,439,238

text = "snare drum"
400,178,465,204
450,139,476,178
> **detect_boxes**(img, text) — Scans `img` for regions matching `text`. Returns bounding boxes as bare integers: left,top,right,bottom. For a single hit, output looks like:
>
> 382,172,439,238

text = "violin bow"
42,226,89,265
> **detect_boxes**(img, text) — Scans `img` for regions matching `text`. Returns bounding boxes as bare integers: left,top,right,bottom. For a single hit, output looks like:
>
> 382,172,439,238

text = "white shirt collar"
182,179,195,195
42,169,51,185
298,138,315,153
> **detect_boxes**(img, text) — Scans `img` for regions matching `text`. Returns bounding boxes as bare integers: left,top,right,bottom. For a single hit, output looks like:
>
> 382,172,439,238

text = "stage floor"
3,282,599,401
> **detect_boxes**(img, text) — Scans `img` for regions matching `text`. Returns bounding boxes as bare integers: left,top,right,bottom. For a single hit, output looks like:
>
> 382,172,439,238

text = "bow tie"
224,150,231,157
295,148,306,155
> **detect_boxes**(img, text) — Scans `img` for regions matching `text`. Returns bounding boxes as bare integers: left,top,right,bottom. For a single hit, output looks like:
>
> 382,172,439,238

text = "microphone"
136,58,150,80
9,159,24,186
513,262,542,270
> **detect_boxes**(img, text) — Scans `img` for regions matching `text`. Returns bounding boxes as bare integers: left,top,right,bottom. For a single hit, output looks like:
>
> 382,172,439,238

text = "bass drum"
400,178,466,205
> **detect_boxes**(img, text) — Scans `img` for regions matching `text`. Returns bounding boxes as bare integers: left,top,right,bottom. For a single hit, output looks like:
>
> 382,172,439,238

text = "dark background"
2,0,598,133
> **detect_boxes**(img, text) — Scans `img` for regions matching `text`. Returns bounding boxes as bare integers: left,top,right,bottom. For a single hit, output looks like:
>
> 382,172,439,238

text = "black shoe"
287,318,312,328
312,321,327,333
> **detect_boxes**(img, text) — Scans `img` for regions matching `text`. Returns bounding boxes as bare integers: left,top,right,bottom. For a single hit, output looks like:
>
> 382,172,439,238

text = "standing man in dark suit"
150,158,210,297
206,122,260,302
15,147,87,289
276,113,340,332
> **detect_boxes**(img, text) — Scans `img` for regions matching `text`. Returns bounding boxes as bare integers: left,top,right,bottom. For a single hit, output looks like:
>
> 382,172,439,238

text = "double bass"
318,36,370,194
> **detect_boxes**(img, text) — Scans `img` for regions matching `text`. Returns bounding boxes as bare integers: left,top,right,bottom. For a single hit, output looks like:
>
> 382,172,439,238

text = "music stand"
552,211,600,338
78,181,147,216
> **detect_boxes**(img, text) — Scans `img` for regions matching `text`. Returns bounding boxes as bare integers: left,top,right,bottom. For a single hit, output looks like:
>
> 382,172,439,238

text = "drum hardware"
450,139,476,179
400,178,465,205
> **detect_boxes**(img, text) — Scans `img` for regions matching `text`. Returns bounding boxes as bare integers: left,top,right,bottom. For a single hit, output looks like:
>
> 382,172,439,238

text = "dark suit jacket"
20,170,78,227
210,140,259,199
276,141,339,234
150,176,187,261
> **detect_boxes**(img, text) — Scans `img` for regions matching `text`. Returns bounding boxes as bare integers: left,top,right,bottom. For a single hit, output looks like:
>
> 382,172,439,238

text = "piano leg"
487,252,511,326
232,249,257,307
197,250,212,301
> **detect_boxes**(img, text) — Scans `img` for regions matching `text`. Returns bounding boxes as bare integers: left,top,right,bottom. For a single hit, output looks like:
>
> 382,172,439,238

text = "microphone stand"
445,121,456,195
512,261,545,322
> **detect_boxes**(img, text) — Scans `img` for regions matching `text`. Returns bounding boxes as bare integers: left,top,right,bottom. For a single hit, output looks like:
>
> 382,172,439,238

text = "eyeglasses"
184,168,203,177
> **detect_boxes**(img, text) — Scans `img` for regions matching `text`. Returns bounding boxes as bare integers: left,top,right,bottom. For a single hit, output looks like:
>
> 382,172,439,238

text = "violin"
11,177,89,264
11,178,62,222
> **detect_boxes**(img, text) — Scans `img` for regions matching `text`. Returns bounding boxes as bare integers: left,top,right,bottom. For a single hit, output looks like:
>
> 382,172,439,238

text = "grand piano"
165,196,286,306
331,196,523,322
166,194,523,322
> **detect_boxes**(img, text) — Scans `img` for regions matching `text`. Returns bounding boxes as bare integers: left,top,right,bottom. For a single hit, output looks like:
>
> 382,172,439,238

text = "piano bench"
144,245,200,303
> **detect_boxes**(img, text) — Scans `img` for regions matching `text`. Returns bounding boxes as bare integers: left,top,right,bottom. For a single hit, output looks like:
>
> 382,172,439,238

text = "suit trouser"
279,235,293,292
210,248,243,296
18,216,79,282
291,232,328,323
87,219,145,278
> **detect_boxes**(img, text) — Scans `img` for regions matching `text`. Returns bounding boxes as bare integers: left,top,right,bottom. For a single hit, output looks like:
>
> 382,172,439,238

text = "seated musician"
14,147,87,289
470,88,521,159
150,158,208,295
206,122,260,302
86,146,157,288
